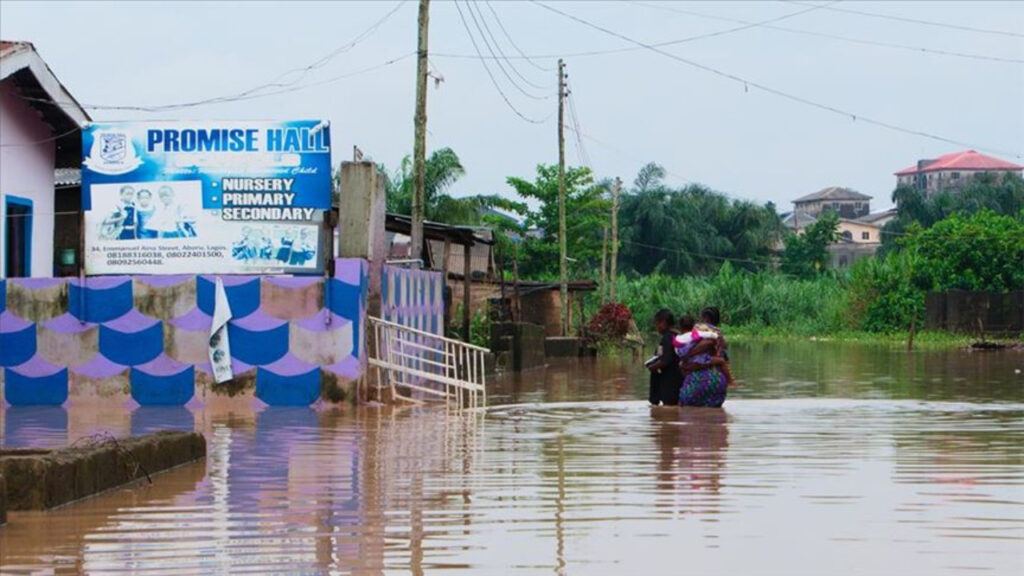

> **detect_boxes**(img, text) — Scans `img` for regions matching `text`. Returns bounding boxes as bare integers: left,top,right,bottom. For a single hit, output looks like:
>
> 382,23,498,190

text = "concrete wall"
0,81,56,278
828,243,879,269
837,220,881,244
0,259,368,407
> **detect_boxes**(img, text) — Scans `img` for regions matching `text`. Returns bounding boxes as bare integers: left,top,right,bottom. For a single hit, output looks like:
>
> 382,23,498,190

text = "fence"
925,290,1024,335
368,316,487,408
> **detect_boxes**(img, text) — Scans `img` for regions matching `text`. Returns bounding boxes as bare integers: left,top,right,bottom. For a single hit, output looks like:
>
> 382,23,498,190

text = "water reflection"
0,344,1021,575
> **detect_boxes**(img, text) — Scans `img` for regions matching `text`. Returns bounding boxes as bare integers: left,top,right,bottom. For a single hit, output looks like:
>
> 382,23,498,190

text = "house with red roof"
894,150,1023,197
1,40,89,278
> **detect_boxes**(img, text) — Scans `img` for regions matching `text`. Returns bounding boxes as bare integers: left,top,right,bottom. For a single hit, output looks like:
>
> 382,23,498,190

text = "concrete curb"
0,431,205,513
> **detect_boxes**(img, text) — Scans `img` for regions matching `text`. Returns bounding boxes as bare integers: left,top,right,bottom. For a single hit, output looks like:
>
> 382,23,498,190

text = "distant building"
894,150,1023,197
784,186,887,269
792,186,872,219
1,40,89,278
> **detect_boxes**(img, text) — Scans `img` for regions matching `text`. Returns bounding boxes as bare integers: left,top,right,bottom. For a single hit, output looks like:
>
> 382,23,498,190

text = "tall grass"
615,264,850,336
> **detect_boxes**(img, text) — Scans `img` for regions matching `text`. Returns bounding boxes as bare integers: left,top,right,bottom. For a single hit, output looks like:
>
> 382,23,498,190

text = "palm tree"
384,148,524,225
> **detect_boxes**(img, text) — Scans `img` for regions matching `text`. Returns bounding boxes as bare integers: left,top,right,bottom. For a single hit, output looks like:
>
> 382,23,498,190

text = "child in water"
646,309,683,406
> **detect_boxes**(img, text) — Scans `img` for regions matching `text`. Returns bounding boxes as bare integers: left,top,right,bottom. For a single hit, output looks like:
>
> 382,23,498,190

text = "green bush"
616,263,850,336
847,251,925,333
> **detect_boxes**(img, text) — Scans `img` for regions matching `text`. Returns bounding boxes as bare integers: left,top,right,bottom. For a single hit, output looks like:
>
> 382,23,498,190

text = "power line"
484,0,555,72
531,1,1022,160
565,83,592,168
15,52,415,115
436,1,835,62
564,124,700,188
469,1,550,92
0,125,81,147
785,0,1024,39
434,3,1024,65
452,0,549,124
619,238,778,268
84,2,409,112
629,1,1024,65
461,0,549,99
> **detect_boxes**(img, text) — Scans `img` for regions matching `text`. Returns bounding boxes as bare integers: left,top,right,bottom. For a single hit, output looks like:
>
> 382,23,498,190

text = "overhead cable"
453,0,550,124
531,1,1022,159
785,0,1024,38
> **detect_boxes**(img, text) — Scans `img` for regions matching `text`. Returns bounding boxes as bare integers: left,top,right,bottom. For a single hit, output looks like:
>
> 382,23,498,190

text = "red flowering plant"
586,302,635,343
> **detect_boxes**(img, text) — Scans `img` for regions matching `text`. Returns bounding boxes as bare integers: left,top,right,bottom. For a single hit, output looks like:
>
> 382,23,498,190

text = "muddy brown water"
0,342,1022,575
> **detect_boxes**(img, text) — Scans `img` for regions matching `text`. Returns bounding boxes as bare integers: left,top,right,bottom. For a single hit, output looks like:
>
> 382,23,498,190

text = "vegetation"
617,163,782,276
383,147,524,226
615,264,850,337
780,212,839,279
881,172,1024,253
506,164,609,278
381,148,1023,344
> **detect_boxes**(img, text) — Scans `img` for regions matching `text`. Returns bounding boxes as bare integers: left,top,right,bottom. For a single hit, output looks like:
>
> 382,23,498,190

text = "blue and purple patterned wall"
0,259,368,408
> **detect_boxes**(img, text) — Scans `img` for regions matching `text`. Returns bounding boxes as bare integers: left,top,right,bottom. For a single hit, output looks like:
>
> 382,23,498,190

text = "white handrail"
371,316,492,353
368,315,487,408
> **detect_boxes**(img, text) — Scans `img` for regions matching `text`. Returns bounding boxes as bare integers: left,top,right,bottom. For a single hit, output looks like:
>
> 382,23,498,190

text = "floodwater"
1,342,1022,575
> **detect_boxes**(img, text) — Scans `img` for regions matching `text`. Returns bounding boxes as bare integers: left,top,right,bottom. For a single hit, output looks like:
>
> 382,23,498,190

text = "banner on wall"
81,120,332,275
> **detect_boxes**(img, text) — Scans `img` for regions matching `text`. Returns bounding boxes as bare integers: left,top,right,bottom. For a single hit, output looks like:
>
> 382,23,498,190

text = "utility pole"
600,226,608,304
411,0,430,267
557,58,568,336
609,177,621,303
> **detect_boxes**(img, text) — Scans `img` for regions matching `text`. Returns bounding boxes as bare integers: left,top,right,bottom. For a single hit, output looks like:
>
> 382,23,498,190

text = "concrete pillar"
337,161,387,401
338,161,386,301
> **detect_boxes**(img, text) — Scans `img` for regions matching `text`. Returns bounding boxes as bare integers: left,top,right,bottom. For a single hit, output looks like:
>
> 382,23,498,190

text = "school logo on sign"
84,129,142,175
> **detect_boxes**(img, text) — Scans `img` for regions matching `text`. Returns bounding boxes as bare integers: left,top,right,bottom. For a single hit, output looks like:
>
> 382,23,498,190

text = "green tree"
616,165,782,277
906,210,1024,292
384,147,524,225
507,164,609,278
781,212,839,278
883,172,1024,252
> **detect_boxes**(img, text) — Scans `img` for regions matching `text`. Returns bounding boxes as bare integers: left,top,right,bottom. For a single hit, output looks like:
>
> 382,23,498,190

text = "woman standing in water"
678,306,729,407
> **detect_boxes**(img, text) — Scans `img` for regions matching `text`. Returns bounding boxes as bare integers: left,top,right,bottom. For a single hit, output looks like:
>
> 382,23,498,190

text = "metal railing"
368,316,488,408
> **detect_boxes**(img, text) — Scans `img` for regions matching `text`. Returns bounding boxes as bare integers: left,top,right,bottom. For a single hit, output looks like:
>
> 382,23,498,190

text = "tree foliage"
883,172,1024,252
781,212,839,279
506,164,610,278
616,165,782,277
384,147,524,226
906,210,1024,292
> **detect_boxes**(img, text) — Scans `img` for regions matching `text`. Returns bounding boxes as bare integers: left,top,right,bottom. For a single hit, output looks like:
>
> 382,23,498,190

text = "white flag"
209,277,234,384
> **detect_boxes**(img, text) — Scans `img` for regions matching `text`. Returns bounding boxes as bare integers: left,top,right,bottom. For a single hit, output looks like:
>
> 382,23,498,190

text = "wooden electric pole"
557,59,568,336
600,226,609,304
609,177,621,303
411,0,430,267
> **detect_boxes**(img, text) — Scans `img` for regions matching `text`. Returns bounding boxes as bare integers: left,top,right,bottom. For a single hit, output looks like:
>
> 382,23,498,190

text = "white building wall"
0,81,56,277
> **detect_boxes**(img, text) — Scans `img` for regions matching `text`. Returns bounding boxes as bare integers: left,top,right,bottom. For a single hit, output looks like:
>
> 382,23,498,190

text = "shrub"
586,302,635,342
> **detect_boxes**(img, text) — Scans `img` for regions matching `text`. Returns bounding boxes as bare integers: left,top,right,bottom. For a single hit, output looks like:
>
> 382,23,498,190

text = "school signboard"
81,120,332,275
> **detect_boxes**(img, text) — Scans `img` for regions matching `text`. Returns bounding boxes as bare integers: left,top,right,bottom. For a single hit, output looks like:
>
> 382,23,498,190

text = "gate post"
338,161,387,401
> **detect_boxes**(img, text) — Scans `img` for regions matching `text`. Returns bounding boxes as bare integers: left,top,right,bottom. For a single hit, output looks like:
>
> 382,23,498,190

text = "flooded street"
1,343,1022,575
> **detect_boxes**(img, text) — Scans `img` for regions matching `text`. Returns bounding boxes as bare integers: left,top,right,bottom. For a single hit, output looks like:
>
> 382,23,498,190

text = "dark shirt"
649,330,683,405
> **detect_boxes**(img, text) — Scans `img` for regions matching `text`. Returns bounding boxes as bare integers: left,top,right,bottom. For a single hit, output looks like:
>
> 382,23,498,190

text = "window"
841,231,853,241
861,231,870,241
5,196,33,277
951,172,960,180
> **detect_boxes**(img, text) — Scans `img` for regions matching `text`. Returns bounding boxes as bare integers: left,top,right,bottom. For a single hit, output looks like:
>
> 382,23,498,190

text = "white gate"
368,316,487,408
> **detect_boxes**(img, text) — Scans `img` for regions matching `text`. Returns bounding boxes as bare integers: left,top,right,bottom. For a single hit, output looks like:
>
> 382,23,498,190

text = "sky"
2,1,1022,212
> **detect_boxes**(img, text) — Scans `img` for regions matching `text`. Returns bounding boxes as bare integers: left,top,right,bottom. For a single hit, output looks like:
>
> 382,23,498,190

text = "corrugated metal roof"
894,150,1023,176
55,167,80,186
